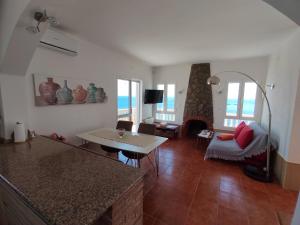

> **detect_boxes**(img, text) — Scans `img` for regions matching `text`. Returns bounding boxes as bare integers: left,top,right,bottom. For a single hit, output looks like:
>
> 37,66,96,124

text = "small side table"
197,130,214,147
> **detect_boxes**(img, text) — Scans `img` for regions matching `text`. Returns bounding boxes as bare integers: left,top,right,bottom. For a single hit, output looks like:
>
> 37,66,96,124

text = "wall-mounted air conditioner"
39,28,78,56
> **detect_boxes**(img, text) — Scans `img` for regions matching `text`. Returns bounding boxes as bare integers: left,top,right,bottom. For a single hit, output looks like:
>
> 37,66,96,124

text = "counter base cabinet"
97,179,144,225
0,178,144,225
0,179,48,225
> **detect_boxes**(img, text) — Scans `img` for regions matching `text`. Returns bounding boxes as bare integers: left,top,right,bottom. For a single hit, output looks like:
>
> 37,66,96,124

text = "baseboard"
274,152,300,191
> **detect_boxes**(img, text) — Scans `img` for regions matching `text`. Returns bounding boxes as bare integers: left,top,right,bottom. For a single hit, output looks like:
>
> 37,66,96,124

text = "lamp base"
243,165,272,183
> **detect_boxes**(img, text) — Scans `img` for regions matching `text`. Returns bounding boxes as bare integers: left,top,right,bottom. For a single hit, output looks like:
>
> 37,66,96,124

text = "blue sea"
118,96,254,115
227,99,255,115
118,96,174,109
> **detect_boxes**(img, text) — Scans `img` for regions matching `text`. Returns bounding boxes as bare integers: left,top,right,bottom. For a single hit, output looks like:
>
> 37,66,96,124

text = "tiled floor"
137,138,298,225
85,137,298,225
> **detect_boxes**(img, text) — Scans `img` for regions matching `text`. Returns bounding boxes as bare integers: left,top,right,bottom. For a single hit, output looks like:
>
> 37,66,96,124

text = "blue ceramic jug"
56,80,73,104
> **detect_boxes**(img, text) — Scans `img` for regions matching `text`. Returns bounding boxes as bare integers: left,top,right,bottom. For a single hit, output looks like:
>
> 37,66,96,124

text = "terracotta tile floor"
135,138,298,225
86,137,298,225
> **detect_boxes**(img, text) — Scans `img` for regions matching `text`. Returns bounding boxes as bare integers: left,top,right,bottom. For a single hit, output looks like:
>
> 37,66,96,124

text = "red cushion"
234,121,246,139
236,125,254,149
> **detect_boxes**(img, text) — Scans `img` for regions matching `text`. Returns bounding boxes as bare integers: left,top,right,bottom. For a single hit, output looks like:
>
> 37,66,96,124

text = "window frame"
117,79,141,124
224,81,258,128
225,82,240,118
156,84,165,112
241,82,257,118
155,83,176,122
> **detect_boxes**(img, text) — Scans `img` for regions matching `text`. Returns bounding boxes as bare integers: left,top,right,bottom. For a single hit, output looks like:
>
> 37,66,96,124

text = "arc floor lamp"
207,71,273,182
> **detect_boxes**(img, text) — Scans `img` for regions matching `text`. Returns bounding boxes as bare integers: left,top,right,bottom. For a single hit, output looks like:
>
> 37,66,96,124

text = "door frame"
117,78,142,125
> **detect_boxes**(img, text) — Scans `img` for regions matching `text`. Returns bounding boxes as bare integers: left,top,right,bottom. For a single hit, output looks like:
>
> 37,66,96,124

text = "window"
167,84,175,112
224,82,257,127
155,84,176,122
242,82,257,118
156,84,164,111
224,119,252,127
117,79,141,131
226,83,240,117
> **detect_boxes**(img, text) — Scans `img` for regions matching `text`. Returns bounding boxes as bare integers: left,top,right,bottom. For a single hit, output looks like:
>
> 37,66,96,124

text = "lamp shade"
207,76,220,85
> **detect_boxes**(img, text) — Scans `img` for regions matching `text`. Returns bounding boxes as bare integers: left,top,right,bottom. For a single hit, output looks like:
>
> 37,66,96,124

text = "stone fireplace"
185,119,208,137
182,63,214,137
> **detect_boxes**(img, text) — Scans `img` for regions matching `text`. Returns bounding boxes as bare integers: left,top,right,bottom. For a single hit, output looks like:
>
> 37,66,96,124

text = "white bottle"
14,122,27,143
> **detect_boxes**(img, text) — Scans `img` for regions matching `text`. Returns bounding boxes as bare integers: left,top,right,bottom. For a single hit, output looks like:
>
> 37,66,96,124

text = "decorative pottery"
73,85,87,103
38,77,61,104
34,74,108,106
56,80,73,104
96,87,107,103
87,83,97,103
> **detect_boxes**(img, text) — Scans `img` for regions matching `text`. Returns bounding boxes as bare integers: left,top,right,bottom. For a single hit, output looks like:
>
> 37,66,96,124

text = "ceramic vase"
56,80,73,104
39,77,61,105
87,83,97,103
73,85,87,103
96,87,106,103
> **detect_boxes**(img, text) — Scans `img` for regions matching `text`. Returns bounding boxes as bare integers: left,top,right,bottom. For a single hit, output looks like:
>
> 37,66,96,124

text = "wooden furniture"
122,123,156,168
77,128,168,175
154,123,180,139
116,120,133,131
138,123,156,135
0,137,144,225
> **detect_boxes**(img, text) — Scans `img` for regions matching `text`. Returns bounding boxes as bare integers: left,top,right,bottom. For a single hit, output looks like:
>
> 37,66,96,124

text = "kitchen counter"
0,136,144,225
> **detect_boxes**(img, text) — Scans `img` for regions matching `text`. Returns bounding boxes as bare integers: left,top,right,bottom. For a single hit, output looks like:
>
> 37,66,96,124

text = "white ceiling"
27,0,298,65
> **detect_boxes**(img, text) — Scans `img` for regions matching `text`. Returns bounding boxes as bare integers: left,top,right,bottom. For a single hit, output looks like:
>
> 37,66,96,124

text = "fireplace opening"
186,120,208,137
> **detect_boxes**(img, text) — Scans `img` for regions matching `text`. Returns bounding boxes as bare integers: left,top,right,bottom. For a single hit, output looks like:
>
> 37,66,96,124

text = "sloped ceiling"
11,0,300,66
263,0,300,25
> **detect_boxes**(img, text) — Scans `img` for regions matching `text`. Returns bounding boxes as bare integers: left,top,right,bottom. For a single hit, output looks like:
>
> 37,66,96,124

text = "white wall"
262,29,300,163
0,33,152,144
0,74,29,140
0,0,30,65
211,57,269,130
152,64,191,125
153,56,269,129
0,0,31,139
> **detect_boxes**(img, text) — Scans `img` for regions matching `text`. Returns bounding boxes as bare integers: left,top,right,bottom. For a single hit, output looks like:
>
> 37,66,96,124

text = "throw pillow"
234,121,246,139
217,133,234,141
236,125,254,149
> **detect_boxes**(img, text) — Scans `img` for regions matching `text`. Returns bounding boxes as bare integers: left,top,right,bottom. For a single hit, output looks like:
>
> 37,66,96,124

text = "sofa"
204,122,268,161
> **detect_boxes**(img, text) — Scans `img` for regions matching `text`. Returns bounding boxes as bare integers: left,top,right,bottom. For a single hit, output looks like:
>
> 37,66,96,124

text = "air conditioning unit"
39,28,78,56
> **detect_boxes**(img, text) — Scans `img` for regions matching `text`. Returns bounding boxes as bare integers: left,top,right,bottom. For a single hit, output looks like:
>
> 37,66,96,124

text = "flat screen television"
144,89,163,104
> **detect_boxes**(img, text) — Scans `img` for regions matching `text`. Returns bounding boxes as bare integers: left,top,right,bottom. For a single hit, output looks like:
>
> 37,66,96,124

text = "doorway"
117,79,141,131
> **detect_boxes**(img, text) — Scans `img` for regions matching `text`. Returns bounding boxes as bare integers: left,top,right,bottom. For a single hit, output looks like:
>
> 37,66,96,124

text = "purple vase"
39,77,61,105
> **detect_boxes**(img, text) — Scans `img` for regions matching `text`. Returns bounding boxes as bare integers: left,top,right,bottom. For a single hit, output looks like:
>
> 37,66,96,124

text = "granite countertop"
0,136,144,225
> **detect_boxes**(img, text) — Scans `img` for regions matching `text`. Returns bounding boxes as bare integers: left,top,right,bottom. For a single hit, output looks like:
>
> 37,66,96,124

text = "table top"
0,136,144,225
77,128,168,155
